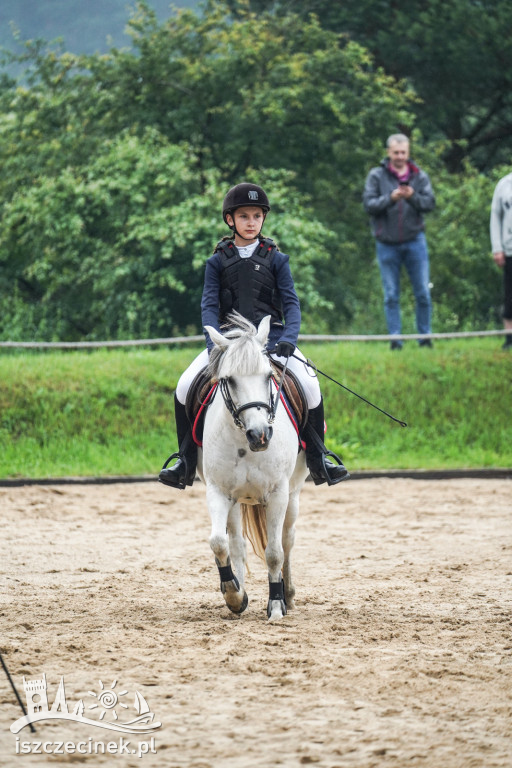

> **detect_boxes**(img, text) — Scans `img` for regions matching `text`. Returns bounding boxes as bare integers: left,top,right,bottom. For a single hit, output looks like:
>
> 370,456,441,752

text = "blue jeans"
376,233,432,339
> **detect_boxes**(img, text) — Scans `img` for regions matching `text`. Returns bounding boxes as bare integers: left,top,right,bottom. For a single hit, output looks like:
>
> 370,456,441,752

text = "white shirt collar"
236,240,259,259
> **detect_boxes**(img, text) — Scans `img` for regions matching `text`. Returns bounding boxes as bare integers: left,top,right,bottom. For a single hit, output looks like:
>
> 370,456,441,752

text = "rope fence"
0,329,509,349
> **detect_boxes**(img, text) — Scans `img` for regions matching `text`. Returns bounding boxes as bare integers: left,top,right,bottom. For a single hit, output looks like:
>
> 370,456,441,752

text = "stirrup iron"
321,451,350,485
159,452,190,490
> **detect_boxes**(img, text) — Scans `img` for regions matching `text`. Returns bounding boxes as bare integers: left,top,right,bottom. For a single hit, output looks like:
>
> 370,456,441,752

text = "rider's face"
227,206,265,244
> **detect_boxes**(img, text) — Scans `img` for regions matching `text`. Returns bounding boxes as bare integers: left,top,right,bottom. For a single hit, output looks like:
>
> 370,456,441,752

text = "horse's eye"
227,377,235,387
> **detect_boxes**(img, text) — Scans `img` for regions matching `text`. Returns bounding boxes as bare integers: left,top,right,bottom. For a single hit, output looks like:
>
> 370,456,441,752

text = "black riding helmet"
222,183,271,227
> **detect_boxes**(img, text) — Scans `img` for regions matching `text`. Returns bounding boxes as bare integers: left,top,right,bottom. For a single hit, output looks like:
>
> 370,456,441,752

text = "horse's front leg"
265,484,289,622
282,490,300,610
206,484,248,614
227,502,247,591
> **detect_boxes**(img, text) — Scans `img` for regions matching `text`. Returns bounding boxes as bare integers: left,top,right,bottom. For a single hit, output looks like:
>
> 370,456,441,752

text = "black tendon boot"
304,398,350,486
159,396,197,489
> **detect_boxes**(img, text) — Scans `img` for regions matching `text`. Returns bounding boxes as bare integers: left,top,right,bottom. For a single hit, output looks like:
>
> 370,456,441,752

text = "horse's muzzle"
246,425,273,452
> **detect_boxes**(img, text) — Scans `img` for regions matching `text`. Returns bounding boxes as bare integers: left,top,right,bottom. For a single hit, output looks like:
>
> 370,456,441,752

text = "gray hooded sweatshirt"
490,172,512,256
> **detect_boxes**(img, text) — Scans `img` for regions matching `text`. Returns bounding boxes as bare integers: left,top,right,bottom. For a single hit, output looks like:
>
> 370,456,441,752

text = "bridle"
218,376,274,432
217,356,289,433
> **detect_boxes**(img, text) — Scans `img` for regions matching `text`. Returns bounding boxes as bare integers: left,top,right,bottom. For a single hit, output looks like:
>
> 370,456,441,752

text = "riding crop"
0,651,36,733
291,353,407,427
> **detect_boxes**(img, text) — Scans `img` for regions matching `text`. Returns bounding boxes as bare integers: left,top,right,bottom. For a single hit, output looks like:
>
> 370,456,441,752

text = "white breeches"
175,347,321,409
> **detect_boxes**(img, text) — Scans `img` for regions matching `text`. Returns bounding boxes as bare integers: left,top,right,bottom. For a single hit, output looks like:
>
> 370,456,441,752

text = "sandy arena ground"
0,477,511,768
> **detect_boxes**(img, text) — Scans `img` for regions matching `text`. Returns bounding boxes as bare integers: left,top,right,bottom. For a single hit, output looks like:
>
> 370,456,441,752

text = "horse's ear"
204,325,227,349
255,315,271,347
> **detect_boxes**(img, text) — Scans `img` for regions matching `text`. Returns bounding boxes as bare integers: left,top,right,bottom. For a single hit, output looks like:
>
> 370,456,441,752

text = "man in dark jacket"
363,134,436,349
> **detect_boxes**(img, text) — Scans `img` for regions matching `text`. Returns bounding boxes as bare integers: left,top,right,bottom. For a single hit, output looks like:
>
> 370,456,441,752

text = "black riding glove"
273,341,295,359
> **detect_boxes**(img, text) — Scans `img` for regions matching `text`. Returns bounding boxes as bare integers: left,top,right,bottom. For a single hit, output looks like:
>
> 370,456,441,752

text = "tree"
0,126,341,339
428,161,503,330
0,2,414,339
228,0,512,173
0,1,501,339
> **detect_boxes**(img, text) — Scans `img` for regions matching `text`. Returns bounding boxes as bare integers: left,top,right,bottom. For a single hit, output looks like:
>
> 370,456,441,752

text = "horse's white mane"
208,313,271,380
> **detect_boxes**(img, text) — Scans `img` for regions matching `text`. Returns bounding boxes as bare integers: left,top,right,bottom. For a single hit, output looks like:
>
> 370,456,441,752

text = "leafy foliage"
231,0,512,172
429,163,504,329
0,1,504,341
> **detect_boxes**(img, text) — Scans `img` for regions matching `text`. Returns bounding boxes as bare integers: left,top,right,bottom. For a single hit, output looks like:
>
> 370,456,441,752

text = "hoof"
267,599,287,622
221,579,248,614
227,590,249,615
267,578,286,621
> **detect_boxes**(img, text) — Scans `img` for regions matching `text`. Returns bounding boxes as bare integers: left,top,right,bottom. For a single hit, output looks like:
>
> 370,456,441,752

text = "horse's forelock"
208,321,270,381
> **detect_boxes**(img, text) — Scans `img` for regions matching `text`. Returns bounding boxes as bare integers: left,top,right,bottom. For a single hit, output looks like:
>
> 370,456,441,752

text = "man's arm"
363,168,393,215
407,170,435,213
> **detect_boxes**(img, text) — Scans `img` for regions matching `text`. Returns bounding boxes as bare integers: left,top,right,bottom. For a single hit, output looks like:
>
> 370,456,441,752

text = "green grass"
0,339,511,478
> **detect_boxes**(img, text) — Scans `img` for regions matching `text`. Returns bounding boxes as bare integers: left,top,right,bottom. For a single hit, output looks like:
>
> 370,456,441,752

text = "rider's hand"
273,341,295,359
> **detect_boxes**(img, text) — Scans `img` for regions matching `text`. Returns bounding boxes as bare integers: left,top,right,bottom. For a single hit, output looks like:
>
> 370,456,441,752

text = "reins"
290,353,408,427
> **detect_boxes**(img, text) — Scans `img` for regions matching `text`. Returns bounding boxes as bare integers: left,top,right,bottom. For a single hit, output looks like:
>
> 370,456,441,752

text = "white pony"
197,314,309,621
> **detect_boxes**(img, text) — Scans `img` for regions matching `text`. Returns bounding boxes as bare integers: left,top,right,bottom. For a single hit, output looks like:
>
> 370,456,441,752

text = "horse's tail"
241,503,267,561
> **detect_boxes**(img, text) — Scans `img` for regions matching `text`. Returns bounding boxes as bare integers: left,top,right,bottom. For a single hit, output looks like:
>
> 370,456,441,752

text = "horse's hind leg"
207,485,248,614
282,491,300,610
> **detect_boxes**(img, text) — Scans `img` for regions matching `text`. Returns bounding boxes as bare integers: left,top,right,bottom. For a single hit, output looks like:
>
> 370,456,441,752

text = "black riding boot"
304,399,350,486
159,396,197,489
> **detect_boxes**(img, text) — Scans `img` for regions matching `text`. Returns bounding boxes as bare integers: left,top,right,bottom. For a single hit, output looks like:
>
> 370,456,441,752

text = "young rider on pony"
159,182,350,489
